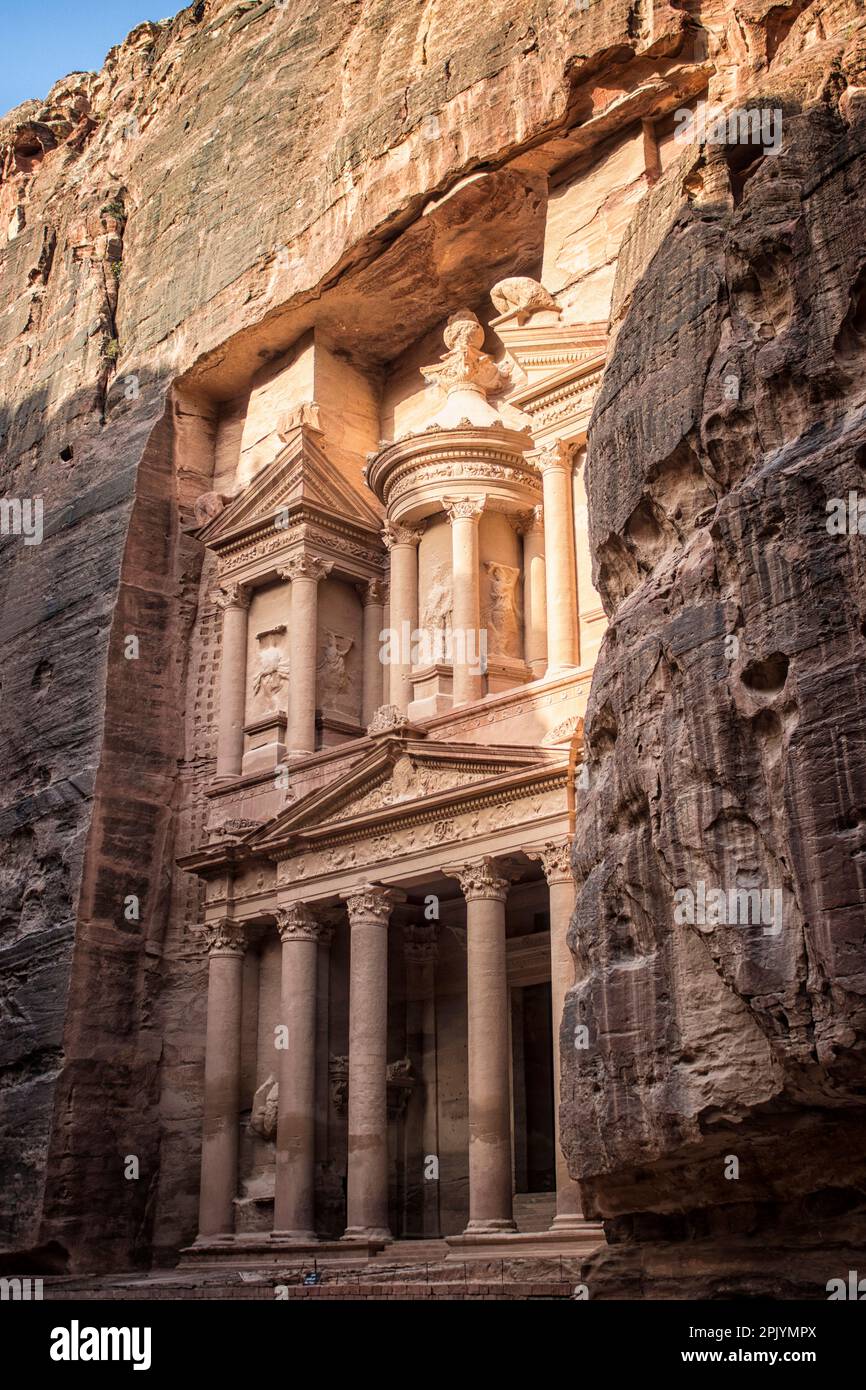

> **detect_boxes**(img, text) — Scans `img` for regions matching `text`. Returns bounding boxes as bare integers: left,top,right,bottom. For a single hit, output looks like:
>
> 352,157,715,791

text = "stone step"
512,1191,557,1232
45,1279,574,1302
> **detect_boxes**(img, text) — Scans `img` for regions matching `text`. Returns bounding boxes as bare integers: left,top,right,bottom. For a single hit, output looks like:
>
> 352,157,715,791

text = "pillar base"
342,1226,392,1243
270,1229,318,1244
463,1218,517,1235
550,1212,594,1233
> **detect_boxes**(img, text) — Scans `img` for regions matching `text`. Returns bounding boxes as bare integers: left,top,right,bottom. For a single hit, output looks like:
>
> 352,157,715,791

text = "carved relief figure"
420,563,453,664
252,627,290,710
249,1074,278,1140
489,276,562,323
483,561,521,657
317,630,354,708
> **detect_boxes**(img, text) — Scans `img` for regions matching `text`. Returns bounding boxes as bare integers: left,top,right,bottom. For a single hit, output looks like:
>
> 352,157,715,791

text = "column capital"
358,576,388,605
383,521,424,550
443,856,509,902
213,581,251,611
203,918,248,956
341,882,405,926
402,922,439,964
278,554,333,583
513,504,544,536
443,495,486,524
275,903,329,944
532,839,573,885
532,439,574,475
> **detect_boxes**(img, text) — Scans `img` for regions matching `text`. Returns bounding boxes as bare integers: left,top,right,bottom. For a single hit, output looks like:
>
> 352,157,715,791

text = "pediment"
196,426,381,548
247,740,557,849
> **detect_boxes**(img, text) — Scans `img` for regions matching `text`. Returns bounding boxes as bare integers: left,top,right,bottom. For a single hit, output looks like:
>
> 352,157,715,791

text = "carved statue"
421,309,504,397
193,491,226,527
317,630,354,706
489,276,562,323
252,627,290,709
421,563,453,659
249,1074,278,1140
483,561,521,657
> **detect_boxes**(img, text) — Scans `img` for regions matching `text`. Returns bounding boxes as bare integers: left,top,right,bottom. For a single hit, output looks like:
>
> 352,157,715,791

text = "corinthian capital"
203,918,248,955
534,440,574,475
359,577,387,606
275,903,326,943
443,856,509,902
213,582,251,611
533,840,573,885
382,522,424,550
443,495,486,523
278,555,333,583
341,883,404,926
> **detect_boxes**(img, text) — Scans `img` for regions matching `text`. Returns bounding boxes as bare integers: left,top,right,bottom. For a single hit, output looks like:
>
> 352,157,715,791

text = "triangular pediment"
196,426,381,548
247,740,559,850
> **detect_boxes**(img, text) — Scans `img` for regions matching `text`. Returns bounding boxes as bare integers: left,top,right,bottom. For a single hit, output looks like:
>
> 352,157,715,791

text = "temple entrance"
512,983,556,1201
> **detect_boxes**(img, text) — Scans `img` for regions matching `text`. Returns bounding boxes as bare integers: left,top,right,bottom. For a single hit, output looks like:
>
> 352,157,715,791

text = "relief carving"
482,561,521,658
252,627,290,710
317,629,355,711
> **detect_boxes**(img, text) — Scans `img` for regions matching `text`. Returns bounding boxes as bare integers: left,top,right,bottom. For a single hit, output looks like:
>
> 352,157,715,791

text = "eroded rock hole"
741,651,789,694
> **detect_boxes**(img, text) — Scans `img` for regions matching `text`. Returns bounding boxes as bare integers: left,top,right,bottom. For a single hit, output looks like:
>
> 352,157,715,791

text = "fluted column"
444,497,484,707
383,524,422,713
214,584,251,780
536,442,578,672
537,841,585,1229
272,904,326,1242
198,919,247,1238
278,555,333,758
341,884,402,1240
403,923,440,1237
360,578,386,727
444,858,515,1233
519,506,547,677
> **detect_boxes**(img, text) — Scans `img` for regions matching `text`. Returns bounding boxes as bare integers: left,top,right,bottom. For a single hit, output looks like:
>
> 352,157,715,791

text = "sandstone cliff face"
2,0,865,1287
563,34,866,1296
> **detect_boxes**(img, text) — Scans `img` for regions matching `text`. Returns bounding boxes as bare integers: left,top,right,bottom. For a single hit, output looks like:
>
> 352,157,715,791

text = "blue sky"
1,0,167,115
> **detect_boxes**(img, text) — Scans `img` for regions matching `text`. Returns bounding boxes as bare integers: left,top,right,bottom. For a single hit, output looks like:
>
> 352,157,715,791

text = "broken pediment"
194,421,382,550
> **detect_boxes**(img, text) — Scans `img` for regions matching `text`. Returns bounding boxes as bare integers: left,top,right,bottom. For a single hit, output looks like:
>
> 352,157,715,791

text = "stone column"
360,578,386,727
383,524,422,713
444,497,485,707
444,858,515,1233
341,884,402,1240
272,904,325,1242
537,841,585,1229
198,919,247,1238
278,555,333,758
403,922,440,1237
536,442,578,672
519,506,547,678
214,583,251,780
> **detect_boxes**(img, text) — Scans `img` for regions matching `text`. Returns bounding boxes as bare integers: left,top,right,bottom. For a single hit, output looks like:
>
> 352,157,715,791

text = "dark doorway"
511,983,555,1192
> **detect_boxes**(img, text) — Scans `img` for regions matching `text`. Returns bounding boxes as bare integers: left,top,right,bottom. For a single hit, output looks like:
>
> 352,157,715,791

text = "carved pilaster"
359,577,387,606
534,839,573,886
402,922,439,964
533,439,574,475
213,582,252,611
382,522,424,550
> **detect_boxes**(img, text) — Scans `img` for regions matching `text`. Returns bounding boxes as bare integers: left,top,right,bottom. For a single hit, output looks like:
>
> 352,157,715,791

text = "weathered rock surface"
563,33,866,1296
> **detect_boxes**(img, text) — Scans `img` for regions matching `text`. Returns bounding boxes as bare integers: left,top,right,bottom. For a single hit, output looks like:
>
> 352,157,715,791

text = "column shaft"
446,859,514,1233
280,556,332,757
215,586,250,779
521,508,547,677
361,580,386,727
342,885,400,1240
273,906,321,1241
446,499,484,707
198,921,246,1238
384,526,421,713
538,444,578,672
539,842,585,1229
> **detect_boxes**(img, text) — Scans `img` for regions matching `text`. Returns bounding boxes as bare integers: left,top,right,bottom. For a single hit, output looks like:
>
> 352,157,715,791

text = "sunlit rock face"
563,42,866,1297
1,0,866,1290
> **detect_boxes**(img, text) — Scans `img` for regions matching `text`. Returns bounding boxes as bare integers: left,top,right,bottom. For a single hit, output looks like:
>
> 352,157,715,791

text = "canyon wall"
1,0,865,1287
563,33,866,1297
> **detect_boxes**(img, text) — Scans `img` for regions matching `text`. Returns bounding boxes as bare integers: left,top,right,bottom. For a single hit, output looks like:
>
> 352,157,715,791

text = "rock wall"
2,0,866,1286
563,29,866,1297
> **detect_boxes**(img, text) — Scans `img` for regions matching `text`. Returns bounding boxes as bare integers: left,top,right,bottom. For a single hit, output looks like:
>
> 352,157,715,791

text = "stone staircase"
513,1191,557,1232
